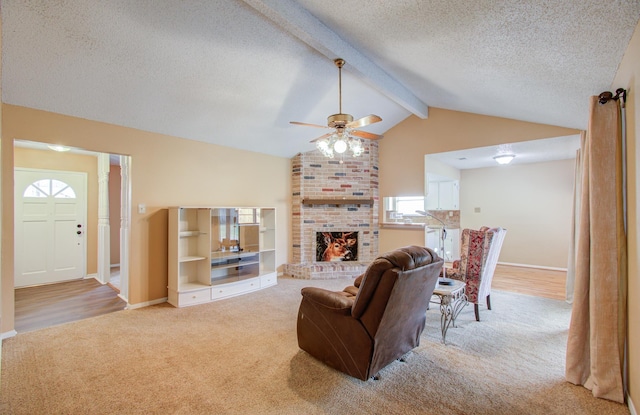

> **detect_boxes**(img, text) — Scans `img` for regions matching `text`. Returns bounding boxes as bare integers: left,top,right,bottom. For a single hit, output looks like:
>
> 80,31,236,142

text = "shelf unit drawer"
260,272,277,288
211,278,260,300
178,289,211,306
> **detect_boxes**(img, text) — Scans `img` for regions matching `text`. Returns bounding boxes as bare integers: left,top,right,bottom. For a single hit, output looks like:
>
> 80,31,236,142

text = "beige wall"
0,13,3,335
109,165,121,265
613,18,640,412
14,147,99,275
460,159,574,268
1,105,291,333
425,156,461,181
378,108,580,253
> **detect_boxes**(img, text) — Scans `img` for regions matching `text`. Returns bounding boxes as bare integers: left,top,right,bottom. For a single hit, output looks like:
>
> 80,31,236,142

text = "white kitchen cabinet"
426,180,459,210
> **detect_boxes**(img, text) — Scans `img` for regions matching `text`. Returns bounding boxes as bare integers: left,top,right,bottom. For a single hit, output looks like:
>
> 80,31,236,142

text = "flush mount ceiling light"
493,154,516,165
493,144,516,165
48,145,71,152
289,58,383,158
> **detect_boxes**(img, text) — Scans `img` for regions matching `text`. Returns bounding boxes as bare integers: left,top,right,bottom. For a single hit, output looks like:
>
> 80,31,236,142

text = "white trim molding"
629,394,637,415
498,261,568,272
97,153,111,284
118,155,131,302
1,330,18,340
126,297,167,310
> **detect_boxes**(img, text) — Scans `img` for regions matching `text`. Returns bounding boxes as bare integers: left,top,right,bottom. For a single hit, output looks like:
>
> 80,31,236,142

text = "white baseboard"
110,263,120,268
84,273,98,280
629,394,637,415
1,330,17,340
498,261,567,272
126,297,167,310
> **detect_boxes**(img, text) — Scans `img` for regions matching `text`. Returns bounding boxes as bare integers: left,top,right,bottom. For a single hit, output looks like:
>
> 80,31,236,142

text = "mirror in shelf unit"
210,207,277,287
212,208,259,285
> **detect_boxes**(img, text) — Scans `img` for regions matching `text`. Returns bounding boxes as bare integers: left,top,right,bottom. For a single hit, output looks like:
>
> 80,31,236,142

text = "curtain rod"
598,88,627,107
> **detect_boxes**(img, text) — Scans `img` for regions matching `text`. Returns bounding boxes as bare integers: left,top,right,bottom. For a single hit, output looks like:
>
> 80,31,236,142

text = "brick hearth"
284,142,380,279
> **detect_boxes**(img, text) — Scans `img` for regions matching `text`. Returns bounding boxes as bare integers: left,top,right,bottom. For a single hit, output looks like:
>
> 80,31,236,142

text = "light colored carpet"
0,276,630,415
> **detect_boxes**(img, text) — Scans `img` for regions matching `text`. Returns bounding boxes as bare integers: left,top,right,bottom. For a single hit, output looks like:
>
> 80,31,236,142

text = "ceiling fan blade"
309,132,333,143
290,121,330,129
346,114,382,129
351,130,383,140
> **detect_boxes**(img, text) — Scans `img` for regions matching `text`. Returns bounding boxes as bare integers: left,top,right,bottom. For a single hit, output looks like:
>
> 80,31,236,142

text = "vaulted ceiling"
3,1,639,158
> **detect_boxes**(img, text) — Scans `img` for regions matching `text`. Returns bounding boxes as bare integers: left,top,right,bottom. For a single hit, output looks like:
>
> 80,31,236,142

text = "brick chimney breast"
284,142,380,279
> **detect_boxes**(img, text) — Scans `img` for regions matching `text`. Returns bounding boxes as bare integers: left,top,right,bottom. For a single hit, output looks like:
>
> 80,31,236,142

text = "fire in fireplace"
316,232,358,262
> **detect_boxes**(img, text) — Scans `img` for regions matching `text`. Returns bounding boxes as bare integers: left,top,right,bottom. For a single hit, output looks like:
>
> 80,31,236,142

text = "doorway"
14,168,88,287
11,141,132,333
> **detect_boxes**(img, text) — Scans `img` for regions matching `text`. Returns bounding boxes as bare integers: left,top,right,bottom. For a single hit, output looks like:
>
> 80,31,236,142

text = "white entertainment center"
168,206,276,307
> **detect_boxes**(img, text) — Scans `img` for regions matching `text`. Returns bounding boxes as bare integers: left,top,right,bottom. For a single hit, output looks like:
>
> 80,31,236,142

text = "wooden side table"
431,278,468,344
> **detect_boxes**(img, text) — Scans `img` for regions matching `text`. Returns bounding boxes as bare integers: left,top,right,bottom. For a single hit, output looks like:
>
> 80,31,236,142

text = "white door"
15,168,87,287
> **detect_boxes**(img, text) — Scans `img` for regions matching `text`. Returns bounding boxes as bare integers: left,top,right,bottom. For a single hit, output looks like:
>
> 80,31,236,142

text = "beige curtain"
565,96,627,403
566,132,586,304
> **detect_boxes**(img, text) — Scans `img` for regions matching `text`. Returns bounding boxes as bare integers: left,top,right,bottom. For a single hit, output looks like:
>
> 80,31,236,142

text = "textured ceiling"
2,1,639,158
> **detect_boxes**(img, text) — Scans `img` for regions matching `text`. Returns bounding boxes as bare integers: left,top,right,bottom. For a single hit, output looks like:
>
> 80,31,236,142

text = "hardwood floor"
15,278,127,333
492,264,567,301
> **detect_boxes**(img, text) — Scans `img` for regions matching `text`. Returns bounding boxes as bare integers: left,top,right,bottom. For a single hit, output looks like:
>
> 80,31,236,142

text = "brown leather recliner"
296,245,443,380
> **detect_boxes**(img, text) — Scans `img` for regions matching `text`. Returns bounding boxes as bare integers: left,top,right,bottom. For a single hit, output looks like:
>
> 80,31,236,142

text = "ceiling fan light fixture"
333,136,348,154
493,154,516,165
290,58,383,159
316,138,334,158
349,137,364,157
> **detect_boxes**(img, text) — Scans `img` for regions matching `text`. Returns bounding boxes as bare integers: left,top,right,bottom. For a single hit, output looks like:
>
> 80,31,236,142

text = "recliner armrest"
301,287,354,315
343,286,358,296
353,273,364,288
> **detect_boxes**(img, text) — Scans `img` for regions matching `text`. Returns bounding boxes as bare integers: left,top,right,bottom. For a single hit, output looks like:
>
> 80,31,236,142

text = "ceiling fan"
290,58,383,158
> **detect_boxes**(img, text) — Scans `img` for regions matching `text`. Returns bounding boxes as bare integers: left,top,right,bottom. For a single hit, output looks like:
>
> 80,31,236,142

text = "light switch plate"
138,203,146,214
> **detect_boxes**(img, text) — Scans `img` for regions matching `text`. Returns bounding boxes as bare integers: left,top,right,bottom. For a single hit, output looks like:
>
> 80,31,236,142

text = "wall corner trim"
1,330,18,340
628,394,637,415
126,297,167,310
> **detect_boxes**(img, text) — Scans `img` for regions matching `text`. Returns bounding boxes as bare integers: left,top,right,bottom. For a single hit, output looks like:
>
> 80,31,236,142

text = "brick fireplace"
284,142,379,279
